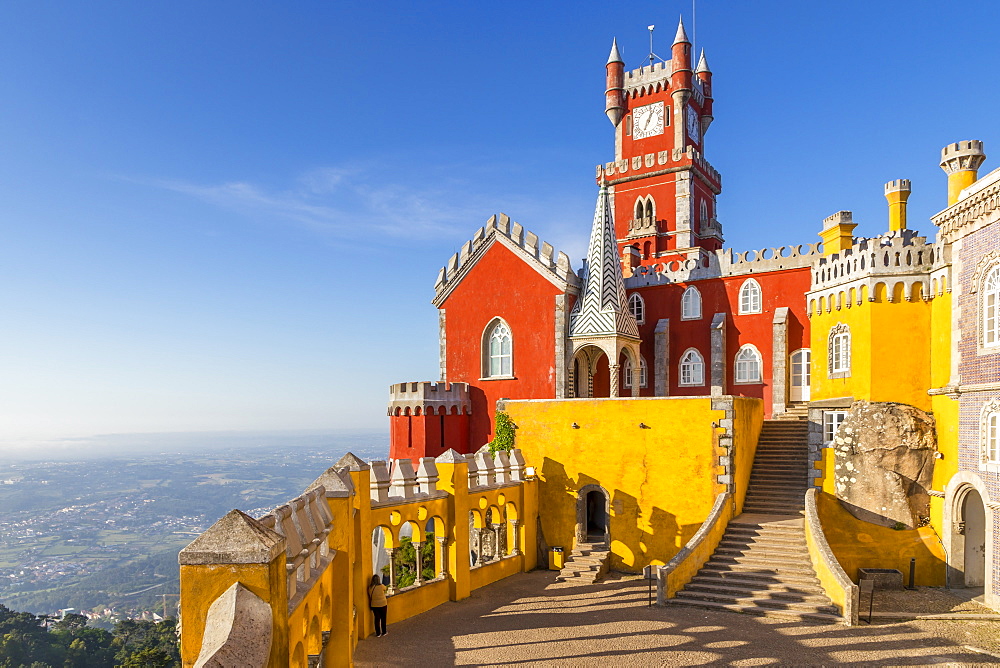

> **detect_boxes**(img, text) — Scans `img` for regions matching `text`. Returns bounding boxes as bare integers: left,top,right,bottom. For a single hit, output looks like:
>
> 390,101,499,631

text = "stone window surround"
681,285,702,320
481,317,513,379
972,255,1000,355
627,292,646,325
733,343,763,385
981,398,1000,473
738,278,762,315
828,322,851,379
623,356,648,388
678,347,706,386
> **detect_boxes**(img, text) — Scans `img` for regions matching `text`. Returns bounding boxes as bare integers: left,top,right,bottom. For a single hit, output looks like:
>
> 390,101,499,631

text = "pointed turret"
569,185,639,341
695,49,710,74
673,16,690,45
696,49,714,136
605,38,626,127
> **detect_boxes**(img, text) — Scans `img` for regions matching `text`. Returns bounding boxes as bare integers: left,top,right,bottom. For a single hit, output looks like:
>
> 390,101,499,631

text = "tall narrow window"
984,265,999,348
628,293,645,324
738,278,762,314
644,199,654,227
484,319,512,378
681,286,702,320
987,410,999,464
679,348,705,386
828,323,851,377
734,345,762,384
624,357,648,388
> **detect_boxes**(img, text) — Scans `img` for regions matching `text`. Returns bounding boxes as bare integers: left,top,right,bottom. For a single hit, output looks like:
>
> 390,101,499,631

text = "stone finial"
607,37,624,65
474,452,495,487
494,451,512,484
307,467,352,498
335,452,368,471
193,583,273,668
179,510,283,566
369,461,391,503
508,449,526,481
415,457,439,494
435,448,464,464
389,459,417,498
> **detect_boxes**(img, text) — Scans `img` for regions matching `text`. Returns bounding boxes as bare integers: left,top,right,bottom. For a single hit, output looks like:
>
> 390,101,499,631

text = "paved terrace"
355,572,1000,666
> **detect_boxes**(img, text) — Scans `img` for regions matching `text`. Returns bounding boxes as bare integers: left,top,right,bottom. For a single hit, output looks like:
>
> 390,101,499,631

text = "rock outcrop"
832,401,936,529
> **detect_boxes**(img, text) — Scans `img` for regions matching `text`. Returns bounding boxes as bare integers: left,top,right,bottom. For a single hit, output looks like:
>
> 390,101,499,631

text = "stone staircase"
556,541,610,584
671,420,841,623
774,402,809,421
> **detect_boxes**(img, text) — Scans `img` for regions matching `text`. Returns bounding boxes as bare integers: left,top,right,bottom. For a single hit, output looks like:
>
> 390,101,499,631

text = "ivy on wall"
488,411,515,456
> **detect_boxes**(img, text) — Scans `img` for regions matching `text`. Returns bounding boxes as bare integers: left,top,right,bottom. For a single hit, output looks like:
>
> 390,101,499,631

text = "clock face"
632,102,664,140
686,107,701,144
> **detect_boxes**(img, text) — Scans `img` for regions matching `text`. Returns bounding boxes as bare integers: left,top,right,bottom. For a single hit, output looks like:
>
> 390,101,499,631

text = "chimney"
884,179,911,232
940,141,986,206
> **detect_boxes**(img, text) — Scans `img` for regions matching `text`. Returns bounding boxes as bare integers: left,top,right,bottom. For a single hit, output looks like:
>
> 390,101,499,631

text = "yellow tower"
818,211,857,256
940,140,986,205
884,179,911,232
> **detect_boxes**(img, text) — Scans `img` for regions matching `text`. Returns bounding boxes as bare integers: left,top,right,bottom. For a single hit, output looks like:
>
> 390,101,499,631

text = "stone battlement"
388,381,470,415
811,230,938,292
433,214,577,305
624,242,823,288
596,146,721,187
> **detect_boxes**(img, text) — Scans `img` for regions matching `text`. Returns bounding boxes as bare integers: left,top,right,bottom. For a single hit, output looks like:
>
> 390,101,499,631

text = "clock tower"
599,18,723,273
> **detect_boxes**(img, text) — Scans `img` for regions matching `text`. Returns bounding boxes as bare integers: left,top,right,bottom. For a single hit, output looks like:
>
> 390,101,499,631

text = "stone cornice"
931,178,1000,242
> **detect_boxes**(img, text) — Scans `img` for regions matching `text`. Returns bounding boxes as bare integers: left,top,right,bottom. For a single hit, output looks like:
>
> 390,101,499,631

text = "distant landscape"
0,431,387,619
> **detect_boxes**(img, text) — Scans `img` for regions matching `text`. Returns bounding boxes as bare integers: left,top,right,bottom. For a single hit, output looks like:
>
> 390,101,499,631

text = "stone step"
742,501,805,512
718,535,806,550
669,597,841,624
705,556,815,576
717,538,807,553
684,580,829,602
727,524,803,536
675,588,838,615
694,566,821,588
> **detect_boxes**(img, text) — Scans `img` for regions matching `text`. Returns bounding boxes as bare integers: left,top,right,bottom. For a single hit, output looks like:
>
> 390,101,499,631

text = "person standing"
368,574,388,637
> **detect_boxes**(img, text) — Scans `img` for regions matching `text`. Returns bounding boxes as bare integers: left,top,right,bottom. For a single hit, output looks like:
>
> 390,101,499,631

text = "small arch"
679,348,705,386
734,344,763,384
873,282,888,302
482,317,513,378
892,282,906,303
628,292,645,324
738,278,762,314
681,285,702,320
858,284,868,304
575,484,611,544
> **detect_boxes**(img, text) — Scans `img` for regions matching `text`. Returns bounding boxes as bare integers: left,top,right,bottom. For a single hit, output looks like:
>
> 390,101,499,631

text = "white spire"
569,186,639,340
607,38,624,65
673,16,690,45
696,49,710,73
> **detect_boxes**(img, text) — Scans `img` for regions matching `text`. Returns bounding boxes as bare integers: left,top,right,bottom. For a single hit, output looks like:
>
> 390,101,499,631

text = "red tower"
599,18,723,273
388,382,470,462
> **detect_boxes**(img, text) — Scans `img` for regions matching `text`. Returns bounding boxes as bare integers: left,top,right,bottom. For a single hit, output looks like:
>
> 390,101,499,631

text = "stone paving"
354,571,1000,667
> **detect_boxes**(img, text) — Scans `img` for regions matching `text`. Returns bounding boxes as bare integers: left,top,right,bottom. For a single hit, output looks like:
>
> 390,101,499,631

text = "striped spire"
569,186,639,339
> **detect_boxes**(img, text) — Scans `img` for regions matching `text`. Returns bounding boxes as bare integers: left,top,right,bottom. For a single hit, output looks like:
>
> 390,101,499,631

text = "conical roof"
607,38,624,65
673,16,690,45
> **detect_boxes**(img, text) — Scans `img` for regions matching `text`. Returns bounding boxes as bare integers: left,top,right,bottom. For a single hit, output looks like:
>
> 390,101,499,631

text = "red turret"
605,38,625,126
670,17,692,94
695,49,713,134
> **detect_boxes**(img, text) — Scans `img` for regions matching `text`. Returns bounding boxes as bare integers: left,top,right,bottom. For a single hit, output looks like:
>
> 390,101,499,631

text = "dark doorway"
586,490,607,540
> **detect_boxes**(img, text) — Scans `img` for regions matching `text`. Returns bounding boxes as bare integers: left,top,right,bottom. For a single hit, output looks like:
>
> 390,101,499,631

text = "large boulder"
832,401,936,529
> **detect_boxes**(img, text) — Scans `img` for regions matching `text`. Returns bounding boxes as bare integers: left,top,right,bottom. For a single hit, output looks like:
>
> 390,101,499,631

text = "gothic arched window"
681,286,702,320
679,348,705,386
483,319,512,378
623,356,648,389
734,345,762,384
983,264,999,349
983,399,1000,470
828,323,851,378
738,278,762,314
628,293,645,324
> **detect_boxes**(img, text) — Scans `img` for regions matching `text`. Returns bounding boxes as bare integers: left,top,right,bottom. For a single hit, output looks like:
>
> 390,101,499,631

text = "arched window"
634,199,644,223
483,319,512,378
738,278,762,314
982,400,1000,468
627,293,645,324
983,264,999,349
644,199,654,227
623,356,647,388
681,286,702,320
679,348,705,386
828,323,850,377
734,345,762,384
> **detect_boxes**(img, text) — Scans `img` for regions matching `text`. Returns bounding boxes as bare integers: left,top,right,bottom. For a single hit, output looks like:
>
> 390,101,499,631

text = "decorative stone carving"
832,401,937,529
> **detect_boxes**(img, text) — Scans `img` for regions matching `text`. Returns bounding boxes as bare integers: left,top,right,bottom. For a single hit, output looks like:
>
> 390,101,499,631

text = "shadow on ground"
353,571,999,666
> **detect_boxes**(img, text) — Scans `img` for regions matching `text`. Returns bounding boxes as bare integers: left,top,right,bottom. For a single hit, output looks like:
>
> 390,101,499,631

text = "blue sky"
0,1,998,451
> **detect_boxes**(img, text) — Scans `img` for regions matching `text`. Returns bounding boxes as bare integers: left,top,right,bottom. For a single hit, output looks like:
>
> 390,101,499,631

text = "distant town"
0,436,386,619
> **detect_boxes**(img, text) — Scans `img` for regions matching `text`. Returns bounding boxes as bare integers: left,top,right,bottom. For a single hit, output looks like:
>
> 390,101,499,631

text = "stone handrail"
369,449,525,506
258,485,334,605
804,488,858,625
657,491,732,603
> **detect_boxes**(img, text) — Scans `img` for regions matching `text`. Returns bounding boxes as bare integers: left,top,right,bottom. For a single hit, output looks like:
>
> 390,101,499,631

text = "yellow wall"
815,491,945,585
810,291,931,411
732,396,763,514
505,397,741,573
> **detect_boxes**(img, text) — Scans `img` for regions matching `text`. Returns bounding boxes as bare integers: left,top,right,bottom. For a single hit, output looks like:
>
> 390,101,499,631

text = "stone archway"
569,340,641,399
960,488,987,587
943,472,995,597
576,484,610,545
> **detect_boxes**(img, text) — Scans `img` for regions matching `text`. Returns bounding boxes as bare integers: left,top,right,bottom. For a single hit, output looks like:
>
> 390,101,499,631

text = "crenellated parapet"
432,213,578,306
624,242,824,288
596,145,721,192
387,381,471,416
932,166,1000,243
806,230,945,315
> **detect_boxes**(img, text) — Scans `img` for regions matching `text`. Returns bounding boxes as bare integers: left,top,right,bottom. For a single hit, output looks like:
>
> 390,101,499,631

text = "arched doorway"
961,488,986,587
576,484,610,545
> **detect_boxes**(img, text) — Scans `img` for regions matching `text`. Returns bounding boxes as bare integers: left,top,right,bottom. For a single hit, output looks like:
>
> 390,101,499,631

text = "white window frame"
828,323,851,378
482,319,513,379
983,264,999,350
627,293,645,324
823,411,847,447
738,278,762,315
679,348,705,386
981,400,1000,472
623,356,648,389
734,344,762,384
681,286,702,320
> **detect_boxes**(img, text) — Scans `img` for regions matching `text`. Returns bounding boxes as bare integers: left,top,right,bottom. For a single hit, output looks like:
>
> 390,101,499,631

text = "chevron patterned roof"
569,186,639,339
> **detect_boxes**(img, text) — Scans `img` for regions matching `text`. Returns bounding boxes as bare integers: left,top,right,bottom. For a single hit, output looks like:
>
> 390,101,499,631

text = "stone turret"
695,49,713,136
388,381,471,461
605,39,625,127
940,140,986,205
884,179,911,232
670,17,693,149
